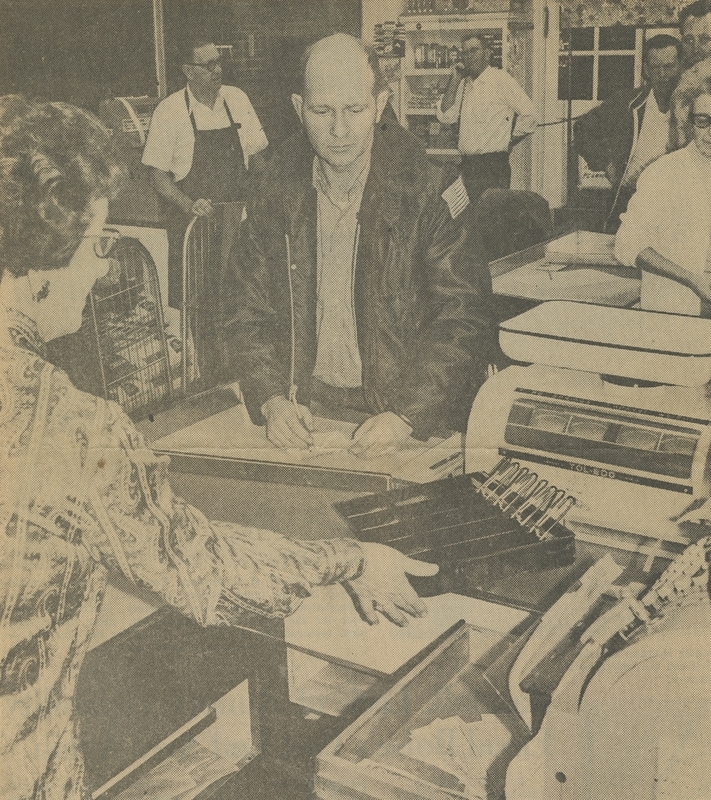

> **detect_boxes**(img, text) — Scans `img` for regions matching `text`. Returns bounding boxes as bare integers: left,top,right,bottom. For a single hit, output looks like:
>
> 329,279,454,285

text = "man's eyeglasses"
83,229,121,259
186,58,222,73
691,113,711,129
461,44,484,54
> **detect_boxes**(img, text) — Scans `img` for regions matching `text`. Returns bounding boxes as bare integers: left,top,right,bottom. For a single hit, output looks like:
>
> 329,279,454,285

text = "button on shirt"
142,85,267,180
436,65,537,154
312,157,369,389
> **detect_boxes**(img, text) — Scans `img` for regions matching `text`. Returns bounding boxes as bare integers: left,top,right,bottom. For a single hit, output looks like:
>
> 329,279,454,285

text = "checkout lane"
79,233,709,799
79,385,678,799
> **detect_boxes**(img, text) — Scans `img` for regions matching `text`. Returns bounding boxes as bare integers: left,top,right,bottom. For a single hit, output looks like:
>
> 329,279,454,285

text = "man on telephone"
436,33,537,203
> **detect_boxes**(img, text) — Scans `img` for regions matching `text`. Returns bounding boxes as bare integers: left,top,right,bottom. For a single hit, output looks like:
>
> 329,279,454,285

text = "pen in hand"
291,395,314,452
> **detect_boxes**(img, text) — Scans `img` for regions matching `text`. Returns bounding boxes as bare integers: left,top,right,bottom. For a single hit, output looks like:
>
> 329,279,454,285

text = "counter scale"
465,302,711,562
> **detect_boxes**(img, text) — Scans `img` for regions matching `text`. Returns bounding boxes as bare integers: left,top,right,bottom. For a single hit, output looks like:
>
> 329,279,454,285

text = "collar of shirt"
465,64,495,88
689,139,711,174
312,154,370,211
1,306,47,359
186,84,226,115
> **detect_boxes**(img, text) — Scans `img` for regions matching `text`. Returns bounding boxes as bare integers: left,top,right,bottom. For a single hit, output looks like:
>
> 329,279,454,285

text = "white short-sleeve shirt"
142,85,268,181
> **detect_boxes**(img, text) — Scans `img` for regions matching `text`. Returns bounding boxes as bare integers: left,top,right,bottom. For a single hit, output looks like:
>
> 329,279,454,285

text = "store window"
558,25,637,101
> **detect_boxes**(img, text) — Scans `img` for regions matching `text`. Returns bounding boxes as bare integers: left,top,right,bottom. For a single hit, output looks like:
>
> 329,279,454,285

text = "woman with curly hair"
0,95,436,800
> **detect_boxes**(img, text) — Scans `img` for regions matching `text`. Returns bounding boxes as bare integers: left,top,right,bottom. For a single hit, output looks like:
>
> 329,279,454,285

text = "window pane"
559,54,594,100
599,26,636,51
598,55,635,99
570,27,595,51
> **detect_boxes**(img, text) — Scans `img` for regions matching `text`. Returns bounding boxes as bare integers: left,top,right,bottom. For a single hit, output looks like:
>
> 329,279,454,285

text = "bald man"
225,34,494,459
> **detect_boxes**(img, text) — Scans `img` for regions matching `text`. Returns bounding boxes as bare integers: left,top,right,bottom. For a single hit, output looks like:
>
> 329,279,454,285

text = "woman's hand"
343,542,439,626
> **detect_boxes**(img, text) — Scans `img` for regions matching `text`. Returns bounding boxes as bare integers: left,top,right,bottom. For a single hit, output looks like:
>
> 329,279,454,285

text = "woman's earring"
32,279,50,302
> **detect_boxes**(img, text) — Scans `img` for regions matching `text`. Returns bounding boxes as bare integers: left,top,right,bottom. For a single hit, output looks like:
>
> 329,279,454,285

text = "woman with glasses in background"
0,95,436,800
615,75,711,316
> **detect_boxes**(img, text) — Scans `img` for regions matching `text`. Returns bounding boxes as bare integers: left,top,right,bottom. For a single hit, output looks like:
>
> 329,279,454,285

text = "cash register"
465,301,711,562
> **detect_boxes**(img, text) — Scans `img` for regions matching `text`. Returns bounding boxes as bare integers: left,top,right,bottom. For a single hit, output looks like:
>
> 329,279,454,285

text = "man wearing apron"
143,36,267,381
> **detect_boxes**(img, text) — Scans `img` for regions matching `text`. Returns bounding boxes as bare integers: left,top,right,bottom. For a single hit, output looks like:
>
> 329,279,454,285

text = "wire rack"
180,213,224,395
86,236,174,419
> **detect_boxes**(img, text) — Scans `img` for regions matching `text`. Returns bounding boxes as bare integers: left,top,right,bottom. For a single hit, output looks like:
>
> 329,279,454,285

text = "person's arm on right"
500,72,538,148
614,168,657,266
142,99,214,217
635,247,711,304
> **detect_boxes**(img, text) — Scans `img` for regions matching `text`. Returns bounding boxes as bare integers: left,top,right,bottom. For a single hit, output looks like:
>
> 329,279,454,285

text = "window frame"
559,25,643,103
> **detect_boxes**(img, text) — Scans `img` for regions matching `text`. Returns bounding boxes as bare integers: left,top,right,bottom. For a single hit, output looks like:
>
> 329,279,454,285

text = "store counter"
489,239,641,312
78,390,670,800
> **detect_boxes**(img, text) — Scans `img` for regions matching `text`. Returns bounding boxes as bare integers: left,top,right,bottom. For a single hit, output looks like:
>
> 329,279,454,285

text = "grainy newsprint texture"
2,2,710,800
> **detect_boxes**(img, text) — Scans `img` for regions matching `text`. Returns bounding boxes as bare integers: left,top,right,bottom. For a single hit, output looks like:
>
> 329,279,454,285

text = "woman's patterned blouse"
0,308,364,799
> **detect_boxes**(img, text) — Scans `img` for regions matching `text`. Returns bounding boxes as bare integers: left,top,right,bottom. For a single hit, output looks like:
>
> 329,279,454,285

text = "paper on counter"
284,585,528,675
542,231,619,267
151,403,463,484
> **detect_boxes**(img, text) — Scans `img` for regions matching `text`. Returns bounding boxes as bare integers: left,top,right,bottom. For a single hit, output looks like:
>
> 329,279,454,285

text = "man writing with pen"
143,34,267,380
225,34,494,460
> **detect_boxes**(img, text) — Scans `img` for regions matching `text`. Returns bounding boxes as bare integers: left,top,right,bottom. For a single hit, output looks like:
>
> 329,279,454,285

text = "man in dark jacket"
573,34,682,232
225,34,494,459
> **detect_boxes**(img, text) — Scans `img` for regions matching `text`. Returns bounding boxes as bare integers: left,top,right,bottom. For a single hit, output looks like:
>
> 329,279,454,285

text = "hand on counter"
349,411,413,460
343,542,439,627
261,394,314,450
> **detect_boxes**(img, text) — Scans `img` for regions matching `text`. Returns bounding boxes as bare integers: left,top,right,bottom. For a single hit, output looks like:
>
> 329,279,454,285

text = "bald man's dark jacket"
224,120,494,437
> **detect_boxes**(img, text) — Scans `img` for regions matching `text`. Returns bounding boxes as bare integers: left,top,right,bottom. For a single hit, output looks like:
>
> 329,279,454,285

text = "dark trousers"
459,152,511,204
